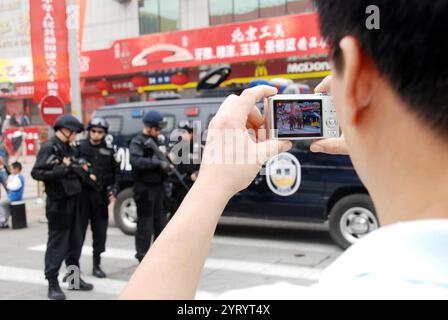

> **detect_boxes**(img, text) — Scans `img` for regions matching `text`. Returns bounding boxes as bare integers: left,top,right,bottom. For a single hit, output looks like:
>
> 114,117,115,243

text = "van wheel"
329,194,379,249
114,188,137,235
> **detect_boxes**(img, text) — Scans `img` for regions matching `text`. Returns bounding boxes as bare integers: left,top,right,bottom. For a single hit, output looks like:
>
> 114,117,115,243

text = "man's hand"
310,76,349,155
89,174,97,182
108,192,116,203
197,85,292,198
62,157,71,167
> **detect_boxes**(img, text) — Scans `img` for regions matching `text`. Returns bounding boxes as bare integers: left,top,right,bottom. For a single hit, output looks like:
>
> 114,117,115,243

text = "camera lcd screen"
273,100,323,138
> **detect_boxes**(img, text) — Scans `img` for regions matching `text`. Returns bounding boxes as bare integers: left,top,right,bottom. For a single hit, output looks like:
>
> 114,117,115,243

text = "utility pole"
66,0,83,122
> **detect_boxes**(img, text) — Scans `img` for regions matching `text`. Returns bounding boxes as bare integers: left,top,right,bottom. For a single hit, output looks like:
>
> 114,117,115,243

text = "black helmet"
143,110,167,129
178,120,193,133
53,114,84,133
87,117,109,133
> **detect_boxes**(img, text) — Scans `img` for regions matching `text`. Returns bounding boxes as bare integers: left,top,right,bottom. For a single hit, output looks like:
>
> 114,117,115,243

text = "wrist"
194,173,235,202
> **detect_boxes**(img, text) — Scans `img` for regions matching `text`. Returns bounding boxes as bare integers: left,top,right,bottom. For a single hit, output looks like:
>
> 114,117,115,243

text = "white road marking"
0,265,126,296
29,244,323,281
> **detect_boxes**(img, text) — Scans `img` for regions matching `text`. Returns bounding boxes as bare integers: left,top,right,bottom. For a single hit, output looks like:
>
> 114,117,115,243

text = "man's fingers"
239,85,278,115
247,106,264,128
215,86,277,128
310,137,348,155
314,75,332,93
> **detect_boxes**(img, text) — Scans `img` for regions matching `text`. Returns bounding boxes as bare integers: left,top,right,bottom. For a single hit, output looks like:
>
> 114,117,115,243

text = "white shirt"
6,174,22,191
211,220,448,300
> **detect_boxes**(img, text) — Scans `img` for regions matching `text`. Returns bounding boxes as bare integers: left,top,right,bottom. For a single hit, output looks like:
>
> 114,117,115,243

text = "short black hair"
315,0,448,136
11,162,22,171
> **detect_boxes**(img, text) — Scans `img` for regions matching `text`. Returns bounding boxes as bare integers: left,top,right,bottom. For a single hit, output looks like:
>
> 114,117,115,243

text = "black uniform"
168,140,201,216
129,132,168,262
31,136,85,281
65,139,118,267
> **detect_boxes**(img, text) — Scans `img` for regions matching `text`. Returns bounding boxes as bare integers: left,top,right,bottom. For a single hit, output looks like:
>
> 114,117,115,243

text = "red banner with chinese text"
80,12,328,78
30,0,71,105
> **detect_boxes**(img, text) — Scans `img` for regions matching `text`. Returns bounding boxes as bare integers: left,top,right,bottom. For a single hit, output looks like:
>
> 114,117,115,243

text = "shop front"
79,12,330,107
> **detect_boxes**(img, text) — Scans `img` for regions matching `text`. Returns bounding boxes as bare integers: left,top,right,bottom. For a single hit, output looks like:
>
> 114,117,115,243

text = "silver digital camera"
265,94,340,140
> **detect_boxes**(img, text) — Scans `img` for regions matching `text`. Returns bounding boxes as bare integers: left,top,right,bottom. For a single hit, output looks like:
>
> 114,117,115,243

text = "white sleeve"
7,176,22,191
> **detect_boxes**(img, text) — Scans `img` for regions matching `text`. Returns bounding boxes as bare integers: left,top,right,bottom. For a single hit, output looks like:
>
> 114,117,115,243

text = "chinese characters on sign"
81,13,328,78
30,0,71,105
194,24,327,62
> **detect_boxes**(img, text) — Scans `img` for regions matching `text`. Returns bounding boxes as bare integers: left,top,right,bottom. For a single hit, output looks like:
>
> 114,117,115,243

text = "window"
159,1,180,32
162,115,175,134
139,0,160,34
260,0,286,18
103,116,123,135
209,0,315,26
287,0,314,14
139,0,179,35
234,0,259,22
209,0,234,25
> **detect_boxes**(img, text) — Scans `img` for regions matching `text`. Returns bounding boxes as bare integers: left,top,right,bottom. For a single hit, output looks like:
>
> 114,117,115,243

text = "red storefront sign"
4,127,46,156
80,12,327,78
30,0,71,105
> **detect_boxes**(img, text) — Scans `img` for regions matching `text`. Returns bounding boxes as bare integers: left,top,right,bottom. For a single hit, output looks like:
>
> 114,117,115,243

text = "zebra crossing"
0,226,341,300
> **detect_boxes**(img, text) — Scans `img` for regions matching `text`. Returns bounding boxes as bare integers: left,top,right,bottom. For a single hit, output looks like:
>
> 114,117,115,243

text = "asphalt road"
0,199,342,300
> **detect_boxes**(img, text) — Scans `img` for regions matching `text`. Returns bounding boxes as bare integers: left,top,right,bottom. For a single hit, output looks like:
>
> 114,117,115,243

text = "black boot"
77,278,94,291
92,255,107,278
48,279,66,300
62,270,94,291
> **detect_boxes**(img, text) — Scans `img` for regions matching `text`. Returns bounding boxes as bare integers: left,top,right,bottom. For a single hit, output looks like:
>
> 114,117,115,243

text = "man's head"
142,110,166,138
178,120,194,142
11,161,22,174
87,117,109,144
315,0,448,221
53,114,84,143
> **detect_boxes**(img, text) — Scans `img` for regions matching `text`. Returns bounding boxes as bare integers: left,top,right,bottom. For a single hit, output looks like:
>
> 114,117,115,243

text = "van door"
225,140,329,222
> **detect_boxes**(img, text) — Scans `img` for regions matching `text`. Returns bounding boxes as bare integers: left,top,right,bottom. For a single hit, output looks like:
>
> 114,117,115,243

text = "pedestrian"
65,117,119,278
31,114,94,300
0,157,10,229
129,110,170,263
6,162,25,202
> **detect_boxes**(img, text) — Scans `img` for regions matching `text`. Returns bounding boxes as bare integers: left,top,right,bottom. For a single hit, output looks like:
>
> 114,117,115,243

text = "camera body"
265,94,340,140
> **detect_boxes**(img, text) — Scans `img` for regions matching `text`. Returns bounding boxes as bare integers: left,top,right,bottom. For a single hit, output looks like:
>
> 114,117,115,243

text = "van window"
163,115,175,133
103,116,123,134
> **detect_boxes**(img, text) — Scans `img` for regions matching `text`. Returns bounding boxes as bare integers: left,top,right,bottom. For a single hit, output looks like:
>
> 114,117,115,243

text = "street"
0,173,342,300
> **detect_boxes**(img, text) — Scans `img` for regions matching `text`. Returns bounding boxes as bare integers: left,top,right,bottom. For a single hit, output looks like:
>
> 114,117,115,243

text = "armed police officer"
31,115,94,300
65,117,119,278
129,110,170,262
167,120,202,217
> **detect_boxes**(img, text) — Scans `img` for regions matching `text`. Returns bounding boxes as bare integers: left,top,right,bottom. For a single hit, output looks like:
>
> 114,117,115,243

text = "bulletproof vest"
132,133,164,186
77,139,115,190
50,138,82,197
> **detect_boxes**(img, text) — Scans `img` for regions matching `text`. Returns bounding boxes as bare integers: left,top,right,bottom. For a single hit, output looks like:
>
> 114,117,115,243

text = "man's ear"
339,36,375,125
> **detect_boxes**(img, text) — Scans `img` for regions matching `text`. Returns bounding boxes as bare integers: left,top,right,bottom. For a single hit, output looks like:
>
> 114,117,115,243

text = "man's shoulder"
130,133,145,143
320,219,448,288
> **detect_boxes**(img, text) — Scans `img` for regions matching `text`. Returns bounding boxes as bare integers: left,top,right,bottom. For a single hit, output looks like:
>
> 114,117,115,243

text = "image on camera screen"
273,100,323,138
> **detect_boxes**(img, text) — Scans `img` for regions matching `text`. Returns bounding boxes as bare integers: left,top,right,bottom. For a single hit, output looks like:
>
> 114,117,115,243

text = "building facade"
0,0,329,127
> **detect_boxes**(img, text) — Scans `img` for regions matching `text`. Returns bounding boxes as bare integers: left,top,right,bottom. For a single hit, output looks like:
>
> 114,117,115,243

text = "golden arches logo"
255,65,268,77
